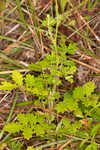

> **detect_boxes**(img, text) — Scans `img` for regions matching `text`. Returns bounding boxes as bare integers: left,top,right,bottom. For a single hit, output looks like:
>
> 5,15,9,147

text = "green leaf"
10,47,21,54
27,147,42,150
17,113,37,126
12,71,23,86
0,81,17,91
27,146,35,150
55,101,67,113
36,148,42,150
60,0,67,12
34,124,45,135
4,122,21,133
25,74,35,88
42,15,56,27
23,127,33,140
83,82,96,96
91,124,100,137
62,118,70,127
64,60,75,66
81,95,98,107
91,108,100,121
11,141,22,150
85,142,97,150
73,86,84,99
28,63,42,72
64,92,78,111
67,43,77,54
4,112,54,140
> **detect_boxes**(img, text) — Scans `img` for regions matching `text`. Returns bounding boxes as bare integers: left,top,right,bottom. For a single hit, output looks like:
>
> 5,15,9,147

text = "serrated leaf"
83,82,95,96
42,15,56,27
81,96,98,107
85,142,97,150
34,125,45,135
62,118,70,127
4,112,54,140
64,92,78,111
4,122,21,133
17,113,37,126
0,81,17,91
27,147,34,150
91,108,100,121
67,43,77,54
25,74,35,88
23,127,33,140
55,101,67,113
64,60,75,66
12,71,23,86
73,86,84,99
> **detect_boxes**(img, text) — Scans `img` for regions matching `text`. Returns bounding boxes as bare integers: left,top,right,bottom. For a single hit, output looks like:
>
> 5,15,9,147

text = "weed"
0,61,99,149
0,0,100,149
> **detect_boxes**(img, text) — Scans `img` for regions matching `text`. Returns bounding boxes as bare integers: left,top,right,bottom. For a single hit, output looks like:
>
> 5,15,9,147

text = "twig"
0,108,27,113
68,56,100,73
36,140,68,149
0,69,30,74
59,140,72,150
80,15,100,43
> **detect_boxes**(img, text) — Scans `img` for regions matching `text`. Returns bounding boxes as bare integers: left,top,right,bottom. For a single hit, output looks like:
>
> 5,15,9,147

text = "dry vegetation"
0,0,100,149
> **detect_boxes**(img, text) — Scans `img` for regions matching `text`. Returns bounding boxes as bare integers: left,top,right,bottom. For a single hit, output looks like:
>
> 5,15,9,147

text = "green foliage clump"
0,81,17,91
56,118,81,136
55,81,99,117
0,56,100,149
0,71,23,91
2,69,100,149
4,113,55,140
0,13,100,149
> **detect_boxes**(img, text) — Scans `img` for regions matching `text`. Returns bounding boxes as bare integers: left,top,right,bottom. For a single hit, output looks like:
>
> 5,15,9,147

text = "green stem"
36,139,68,149
0,53,25,68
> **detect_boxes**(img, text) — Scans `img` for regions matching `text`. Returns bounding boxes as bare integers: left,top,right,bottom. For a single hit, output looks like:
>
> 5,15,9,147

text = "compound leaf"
12,71,23,86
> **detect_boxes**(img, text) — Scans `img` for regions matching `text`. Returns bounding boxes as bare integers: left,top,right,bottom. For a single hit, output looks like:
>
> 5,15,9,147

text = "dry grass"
0,0,100,149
